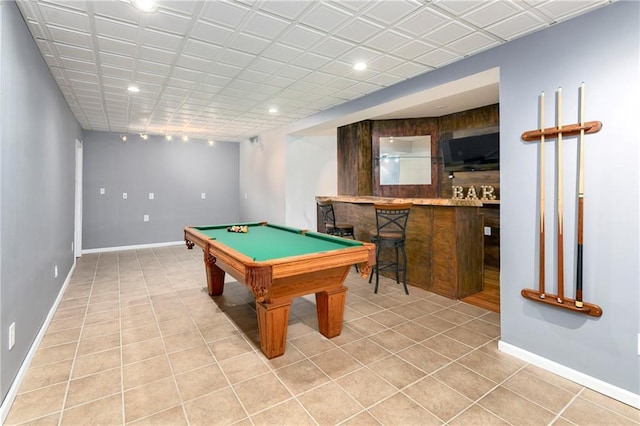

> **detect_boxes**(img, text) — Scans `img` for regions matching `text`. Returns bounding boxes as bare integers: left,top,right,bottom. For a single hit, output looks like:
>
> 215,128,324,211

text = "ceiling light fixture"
120,135,127,142
140,134,148,140
268,107,278,114
132,0,157,12
165,135,172,141
353,62,367,71
127,85,140,93
182,135,188,142
208,140,215,147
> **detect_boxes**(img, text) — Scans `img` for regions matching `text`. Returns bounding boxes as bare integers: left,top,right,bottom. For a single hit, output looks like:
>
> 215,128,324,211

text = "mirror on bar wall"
379,135,431,185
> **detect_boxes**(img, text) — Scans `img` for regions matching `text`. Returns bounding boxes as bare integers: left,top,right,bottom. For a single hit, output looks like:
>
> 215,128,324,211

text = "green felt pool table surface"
192,222,364,261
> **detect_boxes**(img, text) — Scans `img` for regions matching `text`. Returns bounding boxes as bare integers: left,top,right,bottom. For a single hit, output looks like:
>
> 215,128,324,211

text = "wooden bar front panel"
330,200,483,299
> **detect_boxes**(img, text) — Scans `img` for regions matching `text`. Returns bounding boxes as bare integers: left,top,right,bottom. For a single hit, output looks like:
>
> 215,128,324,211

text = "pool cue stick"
556,87,564,304
576,83,585,308
539,92,546,299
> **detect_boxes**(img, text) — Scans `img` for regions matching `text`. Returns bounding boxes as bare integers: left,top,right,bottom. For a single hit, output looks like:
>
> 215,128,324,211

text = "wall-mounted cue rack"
520,83,603,317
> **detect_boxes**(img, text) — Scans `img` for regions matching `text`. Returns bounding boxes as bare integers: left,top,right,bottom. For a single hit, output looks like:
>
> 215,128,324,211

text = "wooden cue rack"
521,87,603,317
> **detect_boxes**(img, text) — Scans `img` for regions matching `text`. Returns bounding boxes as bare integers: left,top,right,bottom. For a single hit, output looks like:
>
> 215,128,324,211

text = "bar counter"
316,195,485,299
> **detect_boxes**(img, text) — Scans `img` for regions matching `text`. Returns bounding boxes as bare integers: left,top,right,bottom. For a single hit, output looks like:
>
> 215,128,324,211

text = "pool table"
184,221,375,358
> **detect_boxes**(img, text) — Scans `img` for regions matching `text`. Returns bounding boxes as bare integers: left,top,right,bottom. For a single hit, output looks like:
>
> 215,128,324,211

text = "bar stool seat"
369,202,412,294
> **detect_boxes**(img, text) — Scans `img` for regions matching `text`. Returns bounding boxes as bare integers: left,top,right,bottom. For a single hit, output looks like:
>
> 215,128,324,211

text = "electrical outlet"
484,226,492,236
149,192,154,200
201,192,206,199
122,192,127,199
54,265,58,278
143,214,149,222
9,322,15,350
100,188,105,195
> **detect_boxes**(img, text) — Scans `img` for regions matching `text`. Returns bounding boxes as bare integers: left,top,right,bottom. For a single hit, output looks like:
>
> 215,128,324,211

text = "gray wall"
242,2,639,397
1,0,81,403
82,131,240,250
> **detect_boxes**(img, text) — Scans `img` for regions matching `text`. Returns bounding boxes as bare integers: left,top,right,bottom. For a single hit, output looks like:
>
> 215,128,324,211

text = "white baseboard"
82,240,184,254
0,260,76,424
499,340,640,409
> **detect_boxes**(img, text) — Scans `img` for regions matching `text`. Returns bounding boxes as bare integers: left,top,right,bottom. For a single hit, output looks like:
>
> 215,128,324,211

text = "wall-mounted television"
440,129,500,172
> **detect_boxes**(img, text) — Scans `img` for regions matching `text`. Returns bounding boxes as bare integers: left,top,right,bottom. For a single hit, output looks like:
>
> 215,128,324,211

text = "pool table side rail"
184,226,376,280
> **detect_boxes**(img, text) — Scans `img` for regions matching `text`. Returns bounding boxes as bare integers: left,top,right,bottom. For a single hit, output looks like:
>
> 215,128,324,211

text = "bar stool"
369,202,412,294
317,199,356,239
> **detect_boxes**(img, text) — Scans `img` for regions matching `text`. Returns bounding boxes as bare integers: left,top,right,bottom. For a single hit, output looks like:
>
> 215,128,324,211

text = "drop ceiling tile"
101,75,131,89
257,0,313,21
250,57,286,74
324,77,359,90
135,71,167,85
434,0,484,16
36,39,55,56
424,21,474,46
145,10,192,36
242,11,291,39
279,25,326,49
463,1,524,28
487,11,546,40
318,60,353,77
94,16,139,42
295,52,333,71
175,53,211,72
334,17,385,43
158,0,200,16
166,77,196,90
447,32,500,56
37,2,91,32
99,51,135,68
181,38,222,60
141,27,184,50
535,0,607,21
297,2,352,32
260,75,296,89
45,24,93,48
91,0,140,25
261,43,304,63
414,48,461,68
303,71,335,85
365,30,414,52
367,55,406,73
207,62,243,78
24,19,46,40
340,45,384,64
397,7,449,37
312,37,356,58
190,21,234,46
100,65,133,79
53,43,96,62
228,33,271,55
278,64,312,80
364,0,422,25
97,36,137,56
366,73,406,88
200,1,252,29
136,59,171,76
170,66,204,83
204,73,233,86
139,45,177,64
59,57,98,73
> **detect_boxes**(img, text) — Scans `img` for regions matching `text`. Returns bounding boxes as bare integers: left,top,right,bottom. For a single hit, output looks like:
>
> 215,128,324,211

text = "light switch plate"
100,188,105,195
123,193,127,199
143,215,149,222
149,193,154,200
484,226,492,236
201,193,206,199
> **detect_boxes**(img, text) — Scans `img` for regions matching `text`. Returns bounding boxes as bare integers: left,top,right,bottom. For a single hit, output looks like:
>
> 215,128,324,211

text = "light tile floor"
4,247,639,425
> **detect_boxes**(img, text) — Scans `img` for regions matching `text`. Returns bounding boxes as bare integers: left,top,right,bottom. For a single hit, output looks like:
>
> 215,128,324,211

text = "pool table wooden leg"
315,286,348,338
256,300,292,359
203,252,225,296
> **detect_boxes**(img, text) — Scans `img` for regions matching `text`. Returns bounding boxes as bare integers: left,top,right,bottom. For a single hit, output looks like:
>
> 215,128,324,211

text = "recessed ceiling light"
127,85,140,93
268,107,278,114
165,135,172,141
182,135,188,142
353,62,367,71
132,0,157,12
208,140,215,147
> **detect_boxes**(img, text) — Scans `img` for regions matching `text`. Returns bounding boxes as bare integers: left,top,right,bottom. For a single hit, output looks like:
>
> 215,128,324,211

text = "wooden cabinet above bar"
317,195,485,299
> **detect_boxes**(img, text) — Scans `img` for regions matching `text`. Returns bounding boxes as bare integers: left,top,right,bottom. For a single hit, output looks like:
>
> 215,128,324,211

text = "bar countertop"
315,195,487,207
